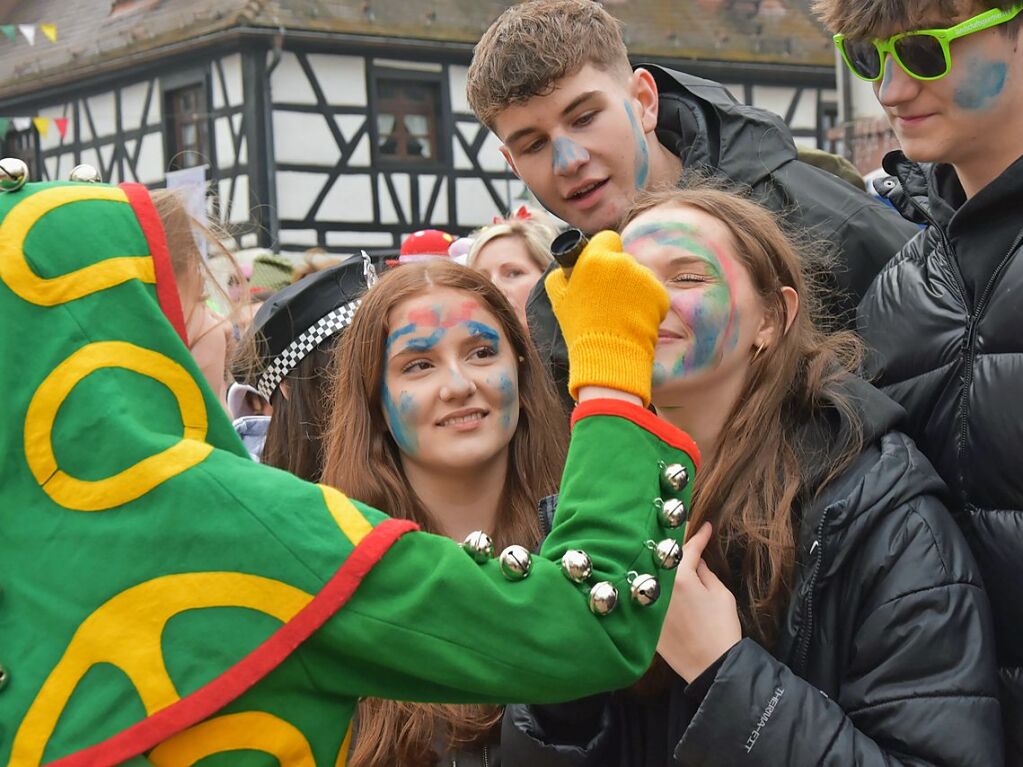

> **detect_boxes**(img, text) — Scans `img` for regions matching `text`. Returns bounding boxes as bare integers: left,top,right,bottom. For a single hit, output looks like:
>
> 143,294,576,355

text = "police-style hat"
246,253,376,400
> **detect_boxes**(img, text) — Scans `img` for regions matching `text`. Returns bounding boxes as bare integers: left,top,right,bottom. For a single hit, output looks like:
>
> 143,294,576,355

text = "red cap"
399,229,456,261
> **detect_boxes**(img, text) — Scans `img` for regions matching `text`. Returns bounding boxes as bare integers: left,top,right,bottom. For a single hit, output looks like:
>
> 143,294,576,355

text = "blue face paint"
954,56,1008,110
403,328,445,352
382,387,418,455
466,321,500,350
625,101,649,189
386,323,416,349
497,371,517,431
552,136,589,173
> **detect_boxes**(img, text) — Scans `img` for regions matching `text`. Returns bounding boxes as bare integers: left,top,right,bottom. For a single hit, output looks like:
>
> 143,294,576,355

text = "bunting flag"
0,116,73,140
0,24,59,44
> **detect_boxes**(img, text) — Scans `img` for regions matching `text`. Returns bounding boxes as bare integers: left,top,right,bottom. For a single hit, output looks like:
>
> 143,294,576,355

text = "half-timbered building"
0,0,840,254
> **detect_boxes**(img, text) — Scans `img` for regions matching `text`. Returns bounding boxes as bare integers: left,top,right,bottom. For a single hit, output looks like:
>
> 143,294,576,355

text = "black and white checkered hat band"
257,300,361,400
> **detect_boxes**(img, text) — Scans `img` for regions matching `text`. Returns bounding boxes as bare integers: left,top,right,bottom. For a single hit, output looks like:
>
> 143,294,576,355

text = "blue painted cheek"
625,100,649,189
497,373,517,430
383,387,419,455
552,136,589,173
954,58,1008,110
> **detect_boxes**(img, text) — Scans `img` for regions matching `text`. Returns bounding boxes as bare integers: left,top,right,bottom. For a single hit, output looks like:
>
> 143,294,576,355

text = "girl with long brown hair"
503,186,1001,765
321,259,569,766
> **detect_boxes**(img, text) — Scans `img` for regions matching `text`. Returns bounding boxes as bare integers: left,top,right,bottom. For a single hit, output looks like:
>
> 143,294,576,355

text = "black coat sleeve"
672,495,1003,767
501,696,616,767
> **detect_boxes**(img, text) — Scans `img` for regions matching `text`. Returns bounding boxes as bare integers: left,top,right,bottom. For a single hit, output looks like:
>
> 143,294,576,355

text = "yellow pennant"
39,23,57,43
32,117,49,137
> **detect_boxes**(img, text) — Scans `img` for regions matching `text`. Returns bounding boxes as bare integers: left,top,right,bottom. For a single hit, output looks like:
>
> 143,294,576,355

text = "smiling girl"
503,186,1002,765
321,260,568,766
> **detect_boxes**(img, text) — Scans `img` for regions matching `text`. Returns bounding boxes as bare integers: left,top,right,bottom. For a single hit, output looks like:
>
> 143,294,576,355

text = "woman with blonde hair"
321,259,569,765
468,206,557,332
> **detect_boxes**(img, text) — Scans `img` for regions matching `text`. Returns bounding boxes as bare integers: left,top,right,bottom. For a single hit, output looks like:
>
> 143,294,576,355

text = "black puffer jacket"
859,150,1023,764
526,66,918,412
502,379,1002,766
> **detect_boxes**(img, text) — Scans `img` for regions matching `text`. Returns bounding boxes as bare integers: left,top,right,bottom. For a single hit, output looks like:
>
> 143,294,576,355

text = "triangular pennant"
12,117,31,131
1,25,15,42
0,118,10,139
54,117,69,139
32,116,49,137
39,23,57,43
18,24,36,45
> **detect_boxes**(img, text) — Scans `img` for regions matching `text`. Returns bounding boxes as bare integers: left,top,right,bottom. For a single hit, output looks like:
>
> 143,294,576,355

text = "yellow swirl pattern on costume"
148,712,316,766
0,185,155,306
23,341,213,511
8,573,313,766
320,485,373,546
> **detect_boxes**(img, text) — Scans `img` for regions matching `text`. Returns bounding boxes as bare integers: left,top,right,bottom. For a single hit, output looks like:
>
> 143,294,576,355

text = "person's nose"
439,363,478,401
876,54,921,108
551,135,590,177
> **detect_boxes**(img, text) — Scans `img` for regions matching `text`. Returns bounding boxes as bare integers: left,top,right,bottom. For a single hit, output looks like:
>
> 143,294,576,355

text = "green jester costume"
0,176,699,766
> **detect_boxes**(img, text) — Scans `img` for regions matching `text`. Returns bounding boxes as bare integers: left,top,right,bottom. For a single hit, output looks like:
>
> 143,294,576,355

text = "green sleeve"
300,400,699,704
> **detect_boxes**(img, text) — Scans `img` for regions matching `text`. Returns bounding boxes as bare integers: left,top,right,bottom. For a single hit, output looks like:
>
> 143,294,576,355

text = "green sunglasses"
835,3,1023,82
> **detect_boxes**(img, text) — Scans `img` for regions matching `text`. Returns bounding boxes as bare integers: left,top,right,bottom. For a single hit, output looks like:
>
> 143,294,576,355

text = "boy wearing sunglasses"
817,1,1023,760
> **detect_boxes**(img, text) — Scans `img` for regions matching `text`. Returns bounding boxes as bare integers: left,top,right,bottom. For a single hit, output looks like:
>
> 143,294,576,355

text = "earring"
752,342,766,362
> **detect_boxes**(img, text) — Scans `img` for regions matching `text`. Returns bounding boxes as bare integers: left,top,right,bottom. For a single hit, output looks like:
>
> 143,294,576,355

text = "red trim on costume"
48,517,418,767
121,182,189,346
571,398,701,470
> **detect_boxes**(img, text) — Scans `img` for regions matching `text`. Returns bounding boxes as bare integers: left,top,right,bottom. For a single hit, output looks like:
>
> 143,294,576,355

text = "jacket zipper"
952,229,1023,501
903,191,969,309
795,510,829,675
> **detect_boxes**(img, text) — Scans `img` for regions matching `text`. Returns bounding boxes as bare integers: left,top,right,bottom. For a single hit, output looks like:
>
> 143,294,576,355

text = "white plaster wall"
134,132,165,185
308,54,367,106
418,175,449,226
334,115,370,166
378,172,411,225
215,113,247,169
449,65,470,114
218,174,250,224
213,53,245,109
273,111,341,166
455,177,505,228
270,51,318,105
84,92,117,140
324,230,394,247
320,175,375,222
276,170,330,220
120,81,157,132
278,228,319,247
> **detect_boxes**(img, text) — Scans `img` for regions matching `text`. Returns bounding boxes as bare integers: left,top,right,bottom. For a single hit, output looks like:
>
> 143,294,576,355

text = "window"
374,78,442,163
2,126,40,181
164,84,209,171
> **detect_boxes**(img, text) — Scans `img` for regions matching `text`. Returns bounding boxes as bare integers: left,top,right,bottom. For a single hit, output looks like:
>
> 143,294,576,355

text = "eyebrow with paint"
504,90,603,147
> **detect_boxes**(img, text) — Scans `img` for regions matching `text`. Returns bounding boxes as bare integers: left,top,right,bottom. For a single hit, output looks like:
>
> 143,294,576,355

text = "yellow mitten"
545,231,669,405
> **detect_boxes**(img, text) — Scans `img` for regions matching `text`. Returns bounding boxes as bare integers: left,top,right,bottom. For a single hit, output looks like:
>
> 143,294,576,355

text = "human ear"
499,145,522,179
631,67,660,134
754,286,800,349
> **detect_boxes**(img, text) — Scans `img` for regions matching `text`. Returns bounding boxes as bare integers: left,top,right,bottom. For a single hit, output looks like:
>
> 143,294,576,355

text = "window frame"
369,68,447,168
163,79,211,173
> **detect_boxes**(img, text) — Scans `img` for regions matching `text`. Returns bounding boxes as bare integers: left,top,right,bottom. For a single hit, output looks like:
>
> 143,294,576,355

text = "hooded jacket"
502,378,1002,766
526,66,918,413
0,181,698,766
859,150,1023,763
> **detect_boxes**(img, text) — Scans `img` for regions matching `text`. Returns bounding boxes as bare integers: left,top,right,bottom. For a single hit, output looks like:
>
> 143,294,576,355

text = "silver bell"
657,497,687,529
660,462,690,493
499,544,532,581
653,538,682,569
461,530,494,564
69,163,102,183
0,157,28,193
630,573,661,606
588,581,618,615
560,549,593,583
